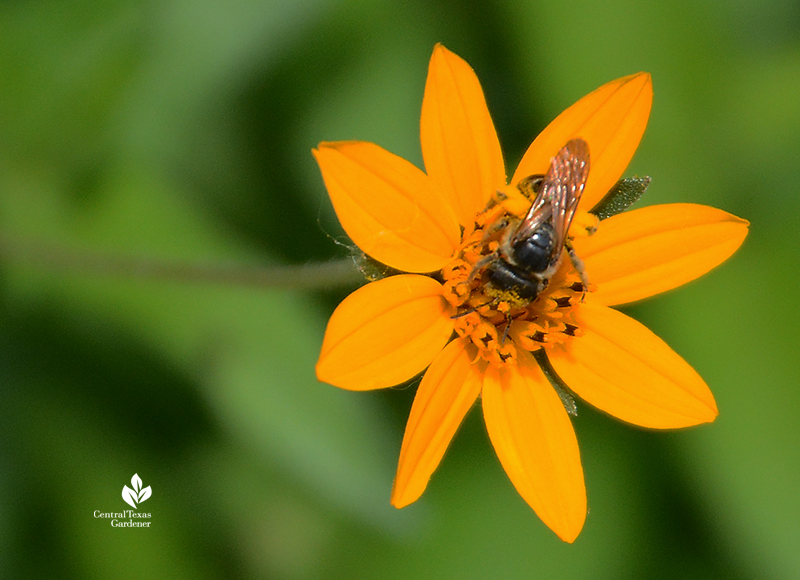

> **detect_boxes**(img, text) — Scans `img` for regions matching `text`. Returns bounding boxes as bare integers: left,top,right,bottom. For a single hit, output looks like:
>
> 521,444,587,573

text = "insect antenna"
450,296,499,320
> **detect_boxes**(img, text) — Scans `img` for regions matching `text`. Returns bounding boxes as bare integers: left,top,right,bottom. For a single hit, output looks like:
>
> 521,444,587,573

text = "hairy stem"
0,237,362,290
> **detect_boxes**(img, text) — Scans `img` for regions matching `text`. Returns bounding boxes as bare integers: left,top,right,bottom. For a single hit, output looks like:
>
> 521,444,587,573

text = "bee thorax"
510,223,556,274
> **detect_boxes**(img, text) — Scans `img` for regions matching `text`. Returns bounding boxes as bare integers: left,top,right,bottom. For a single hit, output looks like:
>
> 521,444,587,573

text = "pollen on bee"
569,210,600,237
492,184,532,217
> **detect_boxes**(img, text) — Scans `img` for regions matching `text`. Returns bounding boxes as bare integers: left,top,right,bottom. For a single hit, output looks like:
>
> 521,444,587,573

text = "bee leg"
481,214,511,239
464,251,499,287
565,240,590,302
499,312,513,345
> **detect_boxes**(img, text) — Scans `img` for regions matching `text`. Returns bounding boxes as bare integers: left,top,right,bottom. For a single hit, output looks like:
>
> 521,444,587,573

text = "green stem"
0,236,362,290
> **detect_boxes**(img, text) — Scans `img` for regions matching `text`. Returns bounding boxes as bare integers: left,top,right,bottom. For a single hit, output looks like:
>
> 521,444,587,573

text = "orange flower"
312,44,748,542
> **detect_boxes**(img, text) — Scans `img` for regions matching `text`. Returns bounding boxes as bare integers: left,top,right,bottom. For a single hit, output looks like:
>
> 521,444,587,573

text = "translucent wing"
511,177,551,243
512,138,590,250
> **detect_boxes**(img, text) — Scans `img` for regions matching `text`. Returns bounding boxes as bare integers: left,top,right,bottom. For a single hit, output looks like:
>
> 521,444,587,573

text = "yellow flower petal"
482,352,586,543
391,337,483,508
511,73,652,212
549,303,718,428
421,44,506,226
313,141,461,273
574,203,749,306
316,275,454,390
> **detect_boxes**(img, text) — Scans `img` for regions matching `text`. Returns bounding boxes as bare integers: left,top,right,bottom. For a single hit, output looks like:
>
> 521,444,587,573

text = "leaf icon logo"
122,473,152,509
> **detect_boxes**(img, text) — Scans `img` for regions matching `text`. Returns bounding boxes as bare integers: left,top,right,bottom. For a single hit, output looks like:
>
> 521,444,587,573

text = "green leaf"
590,176,651,220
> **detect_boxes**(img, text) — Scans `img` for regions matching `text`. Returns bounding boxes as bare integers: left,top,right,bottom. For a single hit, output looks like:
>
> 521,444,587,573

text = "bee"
484,138,590,303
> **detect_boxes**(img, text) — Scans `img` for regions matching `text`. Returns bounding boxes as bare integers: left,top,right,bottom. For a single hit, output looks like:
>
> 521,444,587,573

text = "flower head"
313,44,748,542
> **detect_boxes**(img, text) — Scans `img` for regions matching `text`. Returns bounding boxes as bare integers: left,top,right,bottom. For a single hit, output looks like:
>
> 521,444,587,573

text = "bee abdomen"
486,261,546,301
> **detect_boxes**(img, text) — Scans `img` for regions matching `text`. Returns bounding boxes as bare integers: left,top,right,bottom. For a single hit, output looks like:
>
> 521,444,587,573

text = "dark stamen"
563,324,579,336
531,331,547,343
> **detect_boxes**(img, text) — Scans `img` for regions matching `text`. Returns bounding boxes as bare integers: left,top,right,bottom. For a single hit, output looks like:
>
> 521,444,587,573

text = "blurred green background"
1,0,797,578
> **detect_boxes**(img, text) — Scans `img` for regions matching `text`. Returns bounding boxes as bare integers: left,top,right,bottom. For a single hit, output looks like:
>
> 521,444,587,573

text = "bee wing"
547,138,590,250
511,186,551,241
513,138,590,249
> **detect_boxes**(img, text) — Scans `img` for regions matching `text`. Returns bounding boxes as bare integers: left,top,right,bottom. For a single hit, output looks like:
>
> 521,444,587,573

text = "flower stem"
0,236,362,290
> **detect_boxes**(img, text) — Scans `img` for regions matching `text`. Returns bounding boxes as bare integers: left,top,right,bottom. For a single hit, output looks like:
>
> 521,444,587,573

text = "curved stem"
0,236,363,290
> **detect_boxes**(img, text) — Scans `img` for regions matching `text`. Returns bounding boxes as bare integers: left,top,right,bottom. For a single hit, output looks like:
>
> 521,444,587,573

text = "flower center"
441,204,587,368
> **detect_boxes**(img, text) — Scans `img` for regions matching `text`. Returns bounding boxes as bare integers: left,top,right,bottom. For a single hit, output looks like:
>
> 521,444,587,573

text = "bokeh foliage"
1,0,798,578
